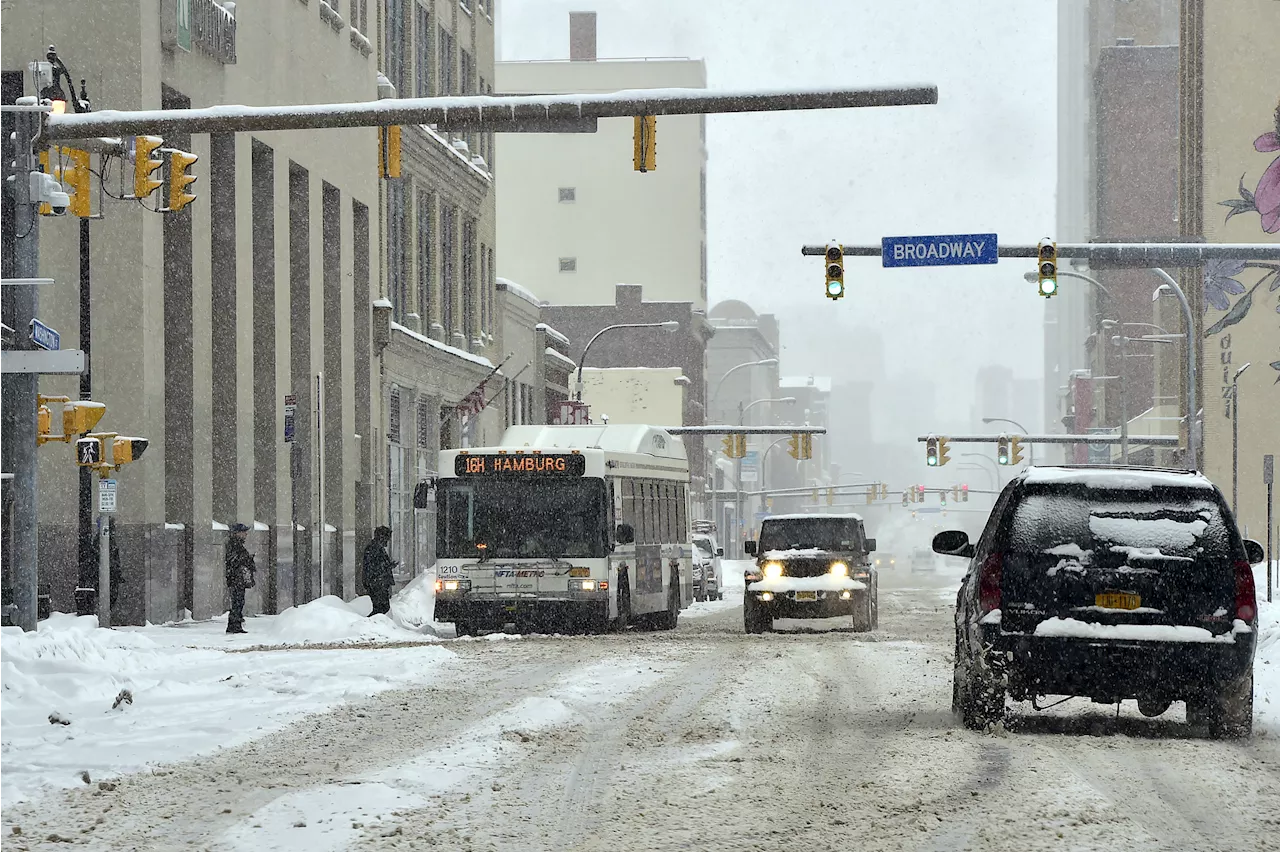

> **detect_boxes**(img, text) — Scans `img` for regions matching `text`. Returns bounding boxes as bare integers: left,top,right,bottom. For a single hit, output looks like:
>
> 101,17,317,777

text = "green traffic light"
1039,277,1058,297
827,280,844,298
927,456,938,466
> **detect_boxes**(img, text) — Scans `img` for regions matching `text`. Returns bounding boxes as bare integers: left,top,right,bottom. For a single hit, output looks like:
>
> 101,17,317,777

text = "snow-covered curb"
1254,563,1278,734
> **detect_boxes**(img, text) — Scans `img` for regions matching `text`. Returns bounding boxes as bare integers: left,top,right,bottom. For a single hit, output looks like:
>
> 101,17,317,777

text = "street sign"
283,393,297,443
1,349,86,374
740,450,759,484
28,319,60,351
98,479,117,514
881,233,998,268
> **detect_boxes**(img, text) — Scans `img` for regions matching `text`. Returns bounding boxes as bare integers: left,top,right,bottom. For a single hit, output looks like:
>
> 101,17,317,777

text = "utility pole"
76,214,95,615
1264,454,1274,604
5,101,43,631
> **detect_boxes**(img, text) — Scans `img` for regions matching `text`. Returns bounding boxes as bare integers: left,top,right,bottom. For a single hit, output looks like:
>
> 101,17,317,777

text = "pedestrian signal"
76,436,103,467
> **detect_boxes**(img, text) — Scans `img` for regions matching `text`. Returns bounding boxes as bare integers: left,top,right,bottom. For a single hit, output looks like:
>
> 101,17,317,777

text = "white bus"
433,424,693,635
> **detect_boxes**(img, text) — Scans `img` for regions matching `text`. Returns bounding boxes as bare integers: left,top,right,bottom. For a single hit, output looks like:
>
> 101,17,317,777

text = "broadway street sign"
881,233,998,268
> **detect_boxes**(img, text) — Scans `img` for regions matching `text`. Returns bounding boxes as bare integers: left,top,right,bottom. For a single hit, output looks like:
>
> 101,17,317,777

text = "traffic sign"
740,450,760,484
98,478,117,513
881,233,998,268
29,319,60,351
1,349,86,374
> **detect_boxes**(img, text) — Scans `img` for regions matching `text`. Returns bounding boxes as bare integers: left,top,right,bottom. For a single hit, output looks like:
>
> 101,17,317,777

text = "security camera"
31,171,70,216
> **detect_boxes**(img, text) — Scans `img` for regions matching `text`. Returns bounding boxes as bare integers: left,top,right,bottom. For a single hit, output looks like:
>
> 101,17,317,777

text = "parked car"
937,465,1264,737
742,513,878,633
692,533,723,602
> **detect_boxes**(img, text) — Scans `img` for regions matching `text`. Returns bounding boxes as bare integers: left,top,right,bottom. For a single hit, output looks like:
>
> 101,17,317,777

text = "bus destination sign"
455,453,587,477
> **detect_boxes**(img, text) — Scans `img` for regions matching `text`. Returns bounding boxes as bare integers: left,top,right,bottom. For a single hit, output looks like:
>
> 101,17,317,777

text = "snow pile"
762,548,828,559
748,576,867,593
1033,616,1248,644
263,595,433,645
1,615,457,803
1255,563,1279,733
683,587,742,618
387,570,438,632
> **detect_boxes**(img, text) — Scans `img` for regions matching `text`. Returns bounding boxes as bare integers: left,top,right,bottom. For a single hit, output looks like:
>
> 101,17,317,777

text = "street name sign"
29,318,60,351
1,349,86,374
99,479,117,514
882,233,998,268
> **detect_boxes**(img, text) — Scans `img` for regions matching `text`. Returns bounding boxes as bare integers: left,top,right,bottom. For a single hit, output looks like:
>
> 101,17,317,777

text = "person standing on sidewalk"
363,526,397,616
225,523,257,634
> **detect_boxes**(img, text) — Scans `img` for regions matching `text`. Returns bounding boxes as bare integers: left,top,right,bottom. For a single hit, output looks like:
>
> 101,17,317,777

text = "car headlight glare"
829,562,849,577
763,562,784,579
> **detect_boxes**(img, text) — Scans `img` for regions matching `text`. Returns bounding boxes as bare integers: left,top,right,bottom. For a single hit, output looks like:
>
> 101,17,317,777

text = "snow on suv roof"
1021,466,1215,491
764,512,864,522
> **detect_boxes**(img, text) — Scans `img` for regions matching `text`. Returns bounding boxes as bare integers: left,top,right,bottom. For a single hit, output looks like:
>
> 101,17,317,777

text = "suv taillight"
979,552,1004,615
1235,559,1257,622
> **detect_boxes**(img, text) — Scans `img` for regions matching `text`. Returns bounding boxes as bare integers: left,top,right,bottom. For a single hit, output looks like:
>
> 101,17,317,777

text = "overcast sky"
499,0,1056,427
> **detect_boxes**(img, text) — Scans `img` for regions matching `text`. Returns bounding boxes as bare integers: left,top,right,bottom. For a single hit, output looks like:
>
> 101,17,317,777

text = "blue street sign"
881,233,998,268
29,318,60,351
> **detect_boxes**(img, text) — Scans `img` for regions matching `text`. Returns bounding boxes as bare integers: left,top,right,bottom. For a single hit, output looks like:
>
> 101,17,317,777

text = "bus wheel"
454,620,474,638
654,575,680,631
613,572,632,631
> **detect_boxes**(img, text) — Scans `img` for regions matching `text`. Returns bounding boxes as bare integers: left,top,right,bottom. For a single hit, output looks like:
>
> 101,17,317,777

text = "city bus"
432,424,692,635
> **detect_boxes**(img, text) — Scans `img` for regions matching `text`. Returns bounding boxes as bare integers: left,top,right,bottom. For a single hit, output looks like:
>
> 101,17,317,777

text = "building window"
558,187,576,203
417,397,433,449
388,385,402,445
700,169,707,230
559,257,577,273
439,26,456,96
385,0,407,97
387,178,409,322
462,218,476,341
480,242,488,336
416,189,433,327
441,205,456,337
414,4,432,98
487,245,495,333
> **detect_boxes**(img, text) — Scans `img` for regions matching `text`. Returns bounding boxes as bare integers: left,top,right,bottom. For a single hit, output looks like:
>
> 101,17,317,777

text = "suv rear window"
759,518,863,552
1007,486,1235,564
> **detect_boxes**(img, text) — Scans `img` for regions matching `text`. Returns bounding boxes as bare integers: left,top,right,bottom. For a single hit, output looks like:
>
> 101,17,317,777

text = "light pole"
1149,269,1198,471
958,463,996,492
961,452,1001,489
711,358,778,418
735,397,796,554
574,320,680,402
981,417,1033,466
1107,332,1180,464
1232,362,1251,517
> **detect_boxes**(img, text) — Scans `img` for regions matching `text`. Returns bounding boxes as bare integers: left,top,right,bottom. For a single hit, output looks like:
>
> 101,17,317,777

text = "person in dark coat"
225,523,257,634
363,526,397,616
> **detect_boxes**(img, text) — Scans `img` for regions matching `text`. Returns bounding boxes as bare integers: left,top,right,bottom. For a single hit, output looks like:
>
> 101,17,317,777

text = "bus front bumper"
434,586,609,626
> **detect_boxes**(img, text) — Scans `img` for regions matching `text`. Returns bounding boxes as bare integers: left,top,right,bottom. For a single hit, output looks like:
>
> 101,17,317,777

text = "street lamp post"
1107,332,1180,464
734,397,796,555
574,320,680,402
707,358,777,545
1232,362,1251,518
958,463,996,492
981,417,1033,466
961,452,1001,489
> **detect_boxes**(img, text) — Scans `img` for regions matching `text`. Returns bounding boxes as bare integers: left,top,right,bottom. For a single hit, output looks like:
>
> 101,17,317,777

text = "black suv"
936,466,1264,737
743,513,878,633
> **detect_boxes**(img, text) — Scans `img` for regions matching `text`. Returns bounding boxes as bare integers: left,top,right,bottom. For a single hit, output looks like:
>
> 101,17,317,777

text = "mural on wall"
1212,99,1280,384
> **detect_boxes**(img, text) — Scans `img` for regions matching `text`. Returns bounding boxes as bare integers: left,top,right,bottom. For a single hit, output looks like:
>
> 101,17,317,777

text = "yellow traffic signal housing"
167,148,199,212
378,125,402,178
112,436,149,466
996,434,1011,465
633,115,656,172
961,484,969,502
1009,435,1025,466
901,490,910,507
866,487,875,504
937,437,951,466
63,400,106,436
62,148,92,217
38,404,52,443
787,433,800,460
1037,238,1058,298
800,434,813,460
722,435,736,458
879,482,889,500
827,488,835,506
134,136,165,199
925,436,940,467
824,245,845,300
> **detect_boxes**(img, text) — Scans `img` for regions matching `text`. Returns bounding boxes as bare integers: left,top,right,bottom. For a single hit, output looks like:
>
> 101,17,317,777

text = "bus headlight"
579,580,596,591
829,562,849,577
763,562,784,580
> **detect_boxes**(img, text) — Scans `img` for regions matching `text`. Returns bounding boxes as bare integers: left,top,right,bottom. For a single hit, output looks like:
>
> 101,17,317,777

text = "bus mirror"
716,547,724,557
865,538,877,553
615,523,635,545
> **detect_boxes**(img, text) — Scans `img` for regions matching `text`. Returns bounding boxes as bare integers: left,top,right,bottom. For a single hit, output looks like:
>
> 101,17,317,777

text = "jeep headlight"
763,561,784,580
829,562,849,577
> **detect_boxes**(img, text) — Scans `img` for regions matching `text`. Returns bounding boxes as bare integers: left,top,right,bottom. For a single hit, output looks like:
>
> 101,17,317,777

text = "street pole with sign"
1265,453,1274,603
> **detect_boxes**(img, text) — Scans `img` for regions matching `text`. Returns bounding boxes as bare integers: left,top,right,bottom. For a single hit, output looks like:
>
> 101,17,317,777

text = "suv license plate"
794,591,818,602
1096,592,1140,610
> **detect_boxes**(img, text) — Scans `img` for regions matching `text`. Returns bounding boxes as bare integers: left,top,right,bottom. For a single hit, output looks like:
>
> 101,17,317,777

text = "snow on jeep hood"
748,576,867,593
762,548,831,559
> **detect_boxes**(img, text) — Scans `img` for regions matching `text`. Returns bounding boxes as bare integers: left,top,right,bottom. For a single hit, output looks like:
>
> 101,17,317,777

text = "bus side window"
664,482,676,543
658,482,670,544
622,478,639,543
676,484,688,542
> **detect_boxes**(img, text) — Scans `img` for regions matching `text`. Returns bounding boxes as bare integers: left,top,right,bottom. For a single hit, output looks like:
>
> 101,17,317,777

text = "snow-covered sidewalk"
0,577,454,804
1253,562,1279,734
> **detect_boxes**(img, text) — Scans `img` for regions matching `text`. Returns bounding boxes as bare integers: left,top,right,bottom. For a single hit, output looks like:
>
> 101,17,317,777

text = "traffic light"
134,135,165,199
866,487,875,504
722,435,736,458
378,125,402,179
925,435,940,467
167,148,199,212
1010,435,1025,466
997,434,1011,465
917,484,925,503
824,245,844,300
952,485,959,502
735,434,747,458
901,490,910,507
61,148,91,218
633,115,656,172
63,401,106,436
827,487,834,506
38,403,52,443
961,484,969,502
800,434,813,460
879,482,889,500
937,437,951,467
112,436,149,467
1037,238,1058,298
75,436,103,468
940,488,947,507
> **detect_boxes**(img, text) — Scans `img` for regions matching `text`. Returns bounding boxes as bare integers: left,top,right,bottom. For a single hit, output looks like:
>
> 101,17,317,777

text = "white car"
692,534,723,602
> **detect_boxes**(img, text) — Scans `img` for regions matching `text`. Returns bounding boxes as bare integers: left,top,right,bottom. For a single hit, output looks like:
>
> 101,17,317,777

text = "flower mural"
1209,99,1280,350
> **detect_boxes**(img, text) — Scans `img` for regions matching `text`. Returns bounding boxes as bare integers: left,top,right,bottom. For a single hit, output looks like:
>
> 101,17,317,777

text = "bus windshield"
437,477,608,560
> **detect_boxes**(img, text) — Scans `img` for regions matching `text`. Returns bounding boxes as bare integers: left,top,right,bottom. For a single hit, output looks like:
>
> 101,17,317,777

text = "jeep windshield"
437,478,608,559
759,518,862,553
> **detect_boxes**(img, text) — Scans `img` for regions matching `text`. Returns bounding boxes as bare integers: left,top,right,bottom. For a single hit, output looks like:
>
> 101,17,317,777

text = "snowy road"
5,569,1280,852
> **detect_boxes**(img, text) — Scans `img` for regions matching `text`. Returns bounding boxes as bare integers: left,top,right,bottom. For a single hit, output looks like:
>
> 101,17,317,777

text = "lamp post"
734,397,796,555
958,463,996,492
981,417,1033,466
574,320,680,402
1232,362,1251,518
961,452,1001,489
1107,333,1179,464
1149,269,1197,471
711,358,778,418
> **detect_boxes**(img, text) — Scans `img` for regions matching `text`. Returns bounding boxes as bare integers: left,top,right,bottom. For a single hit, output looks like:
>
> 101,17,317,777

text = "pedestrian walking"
225,523,257,634
363,526,397,616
